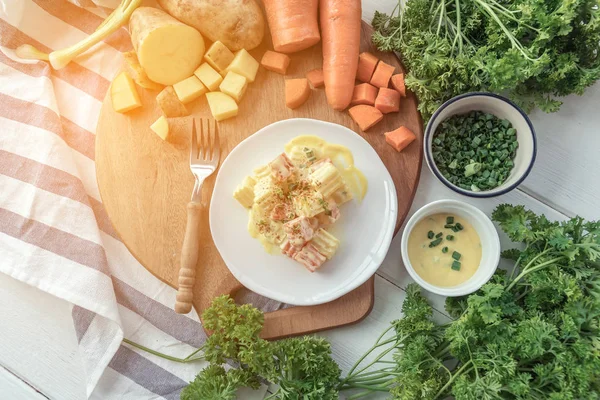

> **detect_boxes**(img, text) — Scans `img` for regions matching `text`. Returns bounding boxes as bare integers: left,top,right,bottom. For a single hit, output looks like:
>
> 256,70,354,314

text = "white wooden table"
2,1,599,398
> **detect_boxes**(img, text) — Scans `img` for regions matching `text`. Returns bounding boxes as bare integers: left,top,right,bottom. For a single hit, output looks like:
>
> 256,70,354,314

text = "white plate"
209,118,398,306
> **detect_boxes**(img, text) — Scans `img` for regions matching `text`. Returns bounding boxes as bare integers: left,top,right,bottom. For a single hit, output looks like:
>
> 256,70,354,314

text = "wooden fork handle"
175,201,202,314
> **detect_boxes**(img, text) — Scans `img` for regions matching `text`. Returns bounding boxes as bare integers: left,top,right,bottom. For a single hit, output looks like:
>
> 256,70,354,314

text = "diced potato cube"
205,92,238,121
110,71,142,113
172,75,207,104
222,49,259,82
156,86,189,117
219,71,248,102
150,116,169,140
194,63,223,91
122,51,163,91
204,41,234,72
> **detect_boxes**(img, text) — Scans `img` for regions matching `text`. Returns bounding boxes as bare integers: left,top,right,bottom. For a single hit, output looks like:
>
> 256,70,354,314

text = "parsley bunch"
125,295,340,400
372,0,600,120
125,205,599,399
339,204,600,399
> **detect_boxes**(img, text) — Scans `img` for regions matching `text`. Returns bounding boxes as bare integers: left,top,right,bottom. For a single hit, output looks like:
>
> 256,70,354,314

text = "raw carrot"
351,83,378,106
370,61,395,88
306,68,324,88
261,50,291,75
356,52,379,82
391,73,406,97
263,0,320,54
348,105,383,131
375,87,401,114
285,78,311,109
320,0,362,110
385,126,416,152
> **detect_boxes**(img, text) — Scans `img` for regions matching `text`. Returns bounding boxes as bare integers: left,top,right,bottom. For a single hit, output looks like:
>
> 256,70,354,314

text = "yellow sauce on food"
248,206,280,254
407,214,482,287
284,135,368,201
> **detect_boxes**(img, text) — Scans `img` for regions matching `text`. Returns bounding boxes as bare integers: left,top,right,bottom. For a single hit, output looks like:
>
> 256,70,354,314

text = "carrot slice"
356,52,379,82
385,126,416,152
391,73,406,97
348,105,383,131
306,68,324,88
375,87,401,114
370,61,395,88
351,83,378,106
285,78,311,109
263,0,320,53
261,50,291,74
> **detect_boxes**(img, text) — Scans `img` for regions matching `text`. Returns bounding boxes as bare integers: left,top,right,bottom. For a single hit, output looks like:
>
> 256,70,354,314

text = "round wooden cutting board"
96,22,423,339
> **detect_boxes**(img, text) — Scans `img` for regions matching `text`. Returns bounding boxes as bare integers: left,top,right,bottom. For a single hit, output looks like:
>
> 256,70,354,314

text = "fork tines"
191,118,219,162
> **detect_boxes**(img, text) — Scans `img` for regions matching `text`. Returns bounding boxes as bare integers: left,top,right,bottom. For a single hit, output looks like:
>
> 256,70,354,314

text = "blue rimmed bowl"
424,92,537,198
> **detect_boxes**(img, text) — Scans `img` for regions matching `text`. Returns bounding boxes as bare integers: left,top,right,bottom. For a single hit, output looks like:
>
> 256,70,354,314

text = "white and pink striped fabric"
0,1,283,398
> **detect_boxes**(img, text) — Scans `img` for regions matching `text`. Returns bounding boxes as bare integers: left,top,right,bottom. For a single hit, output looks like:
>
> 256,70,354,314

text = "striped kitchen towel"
0,1,285,398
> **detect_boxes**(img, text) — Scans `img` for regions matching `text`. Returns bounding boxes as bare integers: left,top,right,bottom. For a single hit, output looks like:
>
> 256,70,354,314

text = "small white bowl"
424,92,537,197
401,199,500,297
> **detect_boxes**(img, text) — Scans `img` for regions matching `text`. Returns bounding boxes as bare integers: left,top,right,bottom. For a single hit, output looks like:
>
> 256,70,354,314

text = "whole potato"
156,0,265,51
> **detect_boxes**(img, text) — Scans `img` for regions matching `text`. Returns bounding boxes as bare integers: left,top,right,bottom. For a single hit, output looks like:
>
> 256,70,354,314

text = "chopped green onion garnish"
427,231,434,239
446,216,454,224
429,238,443,247
451,261,461,271
436,232,443,238
446,235,454,241
452,251,461,261
442,247,448,253
455,223,464,231
444,224,454,228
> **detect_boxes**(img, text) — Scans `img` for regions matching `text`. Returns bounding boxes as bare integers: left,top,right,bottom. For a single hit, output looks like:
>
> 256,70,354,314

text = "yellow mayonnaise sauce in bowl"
407,213,482,287
401,200,500,297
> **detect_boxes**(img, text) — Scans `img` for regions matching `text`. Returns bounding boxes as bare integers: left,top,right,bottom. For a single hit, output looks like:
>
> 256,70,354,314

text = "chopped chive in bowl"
431,111,518,192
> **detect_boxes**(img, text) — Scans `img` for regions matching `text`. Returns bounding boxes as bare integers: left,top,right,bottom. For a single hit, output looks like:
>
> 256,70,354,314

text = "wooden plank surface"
0,276,86,400
95,22,423,339
5,1,600,399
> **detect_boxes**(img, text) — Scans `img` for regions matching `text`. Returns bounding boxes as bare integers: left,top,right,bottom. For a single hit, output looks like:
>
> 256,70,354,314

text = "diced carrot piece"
391,73,406,97
385,126,417,152
356,52,379,82
306,68,324,88
351,83,378,106
370,61,395,88
348,105,383,131
375,87,401,114
285,78,311,109
261,50,291,75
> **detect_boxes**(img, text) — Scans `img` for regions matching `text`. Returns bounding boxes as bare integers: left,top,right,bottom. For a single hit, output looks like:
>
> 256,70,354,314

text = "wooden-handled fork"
175,119,220,314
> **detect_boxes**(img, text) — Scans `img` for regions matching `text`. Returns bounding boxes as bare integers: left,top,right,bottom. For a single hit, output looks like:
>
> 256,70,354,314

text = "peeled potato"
156,0,264,51
129,7,205,86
